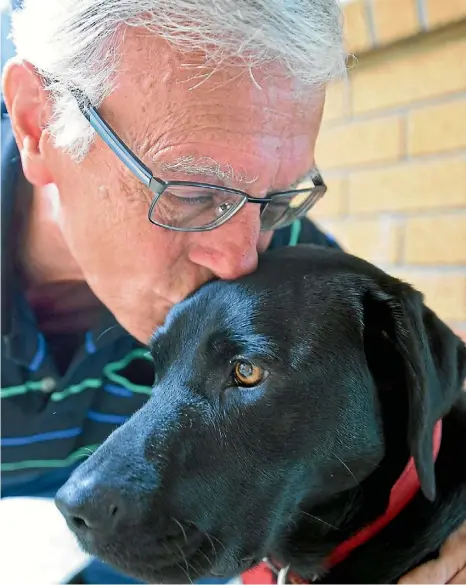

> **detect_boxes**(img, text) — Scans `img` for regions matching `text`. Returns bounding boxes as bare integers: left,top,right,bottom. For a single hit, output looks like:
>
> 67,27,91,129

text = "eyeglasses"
71,89,327,232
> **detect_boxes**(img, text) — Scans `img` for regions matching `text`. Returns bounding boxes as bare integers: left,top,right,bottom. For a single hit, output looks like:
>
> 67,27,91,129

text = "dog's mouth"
147,521,206,569
73,518,251,582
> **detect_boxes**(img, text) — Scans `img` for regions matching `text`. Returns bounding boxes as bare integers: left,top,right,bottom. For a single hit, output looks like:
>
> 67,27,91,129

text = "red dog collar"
242,420,443,585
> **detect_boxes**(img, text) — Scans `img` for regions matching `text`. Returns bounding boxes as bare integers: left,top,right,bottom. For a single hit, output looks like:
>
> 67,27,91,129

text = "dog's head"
56,245,466,583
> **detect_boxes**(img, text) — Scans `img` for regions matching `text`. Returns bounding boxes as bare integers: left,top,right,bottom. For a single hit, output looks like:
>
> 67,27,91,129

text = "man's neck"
16,180,104,335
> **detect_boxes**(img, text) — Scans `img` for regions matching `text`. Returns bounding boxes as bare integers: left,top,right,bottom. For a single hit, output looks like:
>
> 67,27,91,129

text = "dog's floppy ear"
363,280,466,501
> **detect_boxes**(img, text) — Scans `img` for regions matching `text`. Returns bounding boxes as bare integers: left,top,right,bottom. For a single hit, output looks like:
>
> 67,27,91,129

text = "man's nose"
55,478,128,534
188,207,260,280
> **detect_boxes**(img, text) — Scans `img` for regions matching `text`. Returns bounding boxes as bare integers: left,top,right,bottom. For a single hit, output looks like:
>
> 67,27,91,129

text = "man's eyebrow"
159,155,316,191
159,155,258,186
286,170,317,190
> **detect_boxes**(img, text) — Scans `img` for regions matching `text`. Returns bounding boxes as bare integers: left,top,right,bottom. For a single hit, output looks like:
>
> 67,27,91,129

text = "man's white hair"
10,0,345,160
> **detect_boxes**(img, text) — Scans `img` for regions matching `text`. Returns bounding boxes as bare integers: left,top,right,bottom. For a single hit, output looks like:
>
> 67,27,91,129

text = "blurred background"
309,0,466,336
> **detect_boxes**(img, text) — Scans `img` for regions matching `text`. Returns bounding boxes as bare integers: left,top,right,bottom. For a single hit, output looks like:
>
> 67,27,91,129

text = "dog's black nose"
55,480,127,534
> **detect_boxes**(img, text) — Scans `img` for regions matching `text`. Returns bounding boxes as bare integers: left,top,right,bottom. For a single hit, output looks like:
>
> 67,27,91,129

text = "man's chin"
117,313,170,345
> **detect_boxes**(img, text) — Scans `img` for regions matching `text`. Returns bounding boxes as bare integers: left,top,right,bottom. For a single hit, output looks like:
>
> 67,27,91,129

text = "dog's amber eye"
233,360,265,387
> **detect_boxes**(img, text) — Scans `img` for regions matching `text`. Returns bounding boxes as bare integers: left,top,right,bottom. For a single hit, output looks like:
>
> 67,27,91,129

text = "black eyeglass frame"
71,88,327,232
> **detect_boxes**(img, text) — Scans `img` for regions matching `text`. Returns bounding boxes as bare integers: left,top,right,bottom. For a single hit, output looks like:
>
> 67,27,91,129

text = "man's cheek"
259,232,274,252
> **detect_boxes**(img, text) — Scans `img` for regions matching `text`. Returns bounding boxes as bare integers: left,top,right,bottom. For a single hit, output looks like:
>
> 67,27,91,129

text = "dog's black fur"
56,245,466,584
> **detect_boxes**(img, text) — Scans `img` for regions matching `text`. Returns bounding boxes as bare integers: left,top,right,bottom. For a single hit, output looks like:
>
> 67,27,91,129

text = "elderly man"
1,1,465,583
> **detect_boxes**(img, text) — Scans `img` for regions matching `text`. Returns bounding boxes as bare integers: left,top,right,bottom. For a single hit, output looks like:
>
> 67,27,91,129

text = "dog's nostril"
55,484,126,533
71,515,90,530
66,504,120,531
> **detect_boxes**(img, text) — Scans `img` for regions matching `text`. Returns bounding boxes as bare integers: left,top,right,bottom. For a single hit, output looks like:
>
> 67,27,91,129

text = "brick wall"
308,0,466,334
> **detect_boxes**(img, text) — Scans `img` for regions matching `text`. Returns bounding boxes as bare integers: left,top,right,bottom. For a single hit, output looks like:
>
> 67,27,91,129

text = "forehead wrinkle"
160,155,258,185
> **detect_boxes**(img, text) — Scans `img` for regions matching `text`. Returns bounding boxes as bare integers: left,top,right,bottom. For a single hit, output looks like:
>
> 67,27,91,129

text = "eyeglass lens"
149,184,323,231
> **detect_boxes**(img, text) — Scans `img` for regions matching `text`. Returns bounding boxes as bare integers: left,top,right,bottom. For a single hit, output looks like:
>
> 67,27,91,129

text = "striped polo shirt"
1,108,341,498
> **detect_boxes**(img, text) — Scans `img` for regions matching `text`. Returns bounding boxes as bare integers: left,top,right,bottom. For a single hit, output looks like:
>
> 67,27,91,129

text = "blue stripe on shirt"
28,332,46,372
103,383,133,397
2,427,82,446
2,411,131,448
85,331,97,354
87,411,130,425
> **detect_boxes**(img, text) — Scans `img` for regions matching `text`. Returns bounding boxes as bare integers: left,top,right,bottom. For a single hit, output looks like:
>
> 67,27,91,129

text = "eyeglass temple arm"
72,90,164,192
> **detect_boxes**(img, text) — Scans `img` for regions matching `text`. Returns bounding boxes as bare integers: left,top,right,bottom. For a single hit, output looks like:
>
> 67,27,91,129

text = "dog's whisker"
172,517,188,544
188,558,204,576
162,541,193,585
96,323,122,342
176,561,193,585
206,534,241,574
198,548,215,571
204,530,241,570
174,542,193,584
205,531,229,556
300,511,340,531
204,532,217,559
334,454,361,489
204,531,219,564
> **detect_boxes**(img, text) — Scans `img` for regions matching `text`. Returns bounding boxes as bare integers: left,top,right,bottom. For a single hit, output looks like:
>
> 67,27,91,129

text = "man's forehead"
104,28,325,192
118,27,324,108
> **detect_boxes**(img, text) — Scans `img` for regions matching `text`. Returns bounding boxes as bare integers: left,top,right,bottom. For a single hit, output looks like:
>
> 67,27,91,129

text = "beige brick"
348,158,466,214
372,0,421,45
322,81,348,123
404,215,466,265
308,177,347,219
408,99,466,155
344,217,401,264
313,219,347,248
314,217,401,264
351,37,466,113
390,270,466,322
317,116,403,169
426,0,466,27
343,0,374,55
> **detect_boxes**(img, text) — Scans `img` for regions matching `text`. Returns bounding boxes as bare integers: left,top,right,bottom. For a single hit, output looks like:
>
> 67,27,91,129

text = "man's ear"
2,58,54,186
363,280,466,502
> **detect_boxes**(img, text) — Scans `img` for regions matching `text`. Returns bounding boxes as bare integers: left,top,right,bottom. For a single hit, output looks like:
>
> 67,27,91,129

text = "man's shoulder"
270,217,342,251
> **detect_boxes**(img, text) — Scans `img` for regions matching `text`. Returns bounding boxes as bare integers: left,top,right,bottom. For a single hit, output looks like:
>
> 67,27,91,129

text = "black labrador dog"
56,245,466,584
